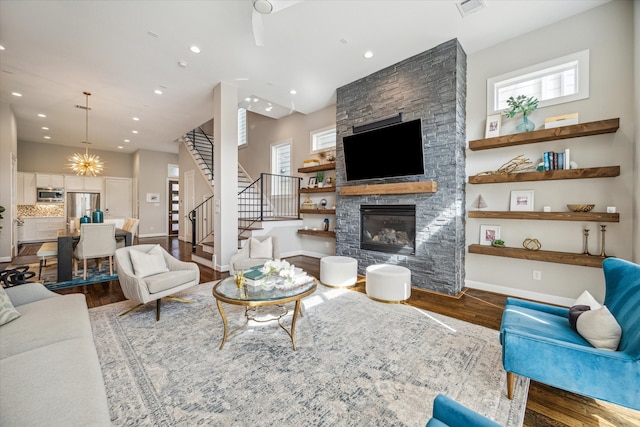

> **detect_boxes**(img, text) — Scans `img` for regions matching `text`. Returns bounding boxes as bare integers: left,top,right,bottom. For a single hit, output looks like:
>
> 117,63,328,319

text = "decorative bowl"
567,204,595,212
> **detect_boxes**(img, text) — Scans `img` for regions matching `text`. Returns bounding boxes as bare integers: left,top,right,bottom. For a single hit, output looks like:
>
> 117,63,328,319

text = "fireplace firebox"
360,205,416,255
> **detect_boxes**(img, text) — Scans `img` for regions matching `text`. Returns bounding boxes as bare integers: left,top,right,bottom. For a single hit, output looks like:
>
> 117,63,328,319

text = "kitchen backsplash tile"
18,205,64,217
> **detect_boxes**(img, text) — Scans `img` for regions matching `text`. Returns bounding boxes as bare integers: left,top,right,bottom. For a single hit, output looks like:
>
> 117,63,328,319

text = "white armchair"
229,235,280,274
114,244,200,321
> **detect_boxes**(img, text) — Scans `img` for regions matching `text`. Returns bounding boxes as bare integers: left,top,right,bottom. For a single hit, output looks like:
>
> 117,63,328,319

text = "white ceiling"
0,0,609,154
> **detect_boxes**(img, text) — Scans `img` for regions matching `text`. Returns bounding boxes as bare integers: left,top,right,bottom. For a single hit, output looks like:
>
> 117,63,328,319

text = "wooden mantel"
338,181,437,196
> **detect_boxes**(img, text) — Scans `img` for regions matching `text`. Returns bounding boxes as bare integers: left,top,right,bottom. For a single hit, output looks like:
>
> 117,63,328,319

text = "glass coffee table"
212,276,317,350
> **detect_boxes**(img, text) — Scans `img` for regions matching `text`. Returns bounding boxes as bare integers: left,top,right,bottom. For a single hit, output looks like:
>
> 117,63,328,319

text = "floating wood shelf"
468,166,620,184
297,229,336,238
339,181,437,196
468,211,619,222
299,208,336,214
297,162,336,173
300,187,336,193
468,118,620,151
468,244,606,268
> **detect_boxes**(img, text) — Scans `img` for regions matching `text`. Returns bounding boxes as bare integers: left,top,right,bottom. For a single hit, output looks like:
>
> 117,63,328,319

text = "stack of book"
243,267,265,287
543,148,571,170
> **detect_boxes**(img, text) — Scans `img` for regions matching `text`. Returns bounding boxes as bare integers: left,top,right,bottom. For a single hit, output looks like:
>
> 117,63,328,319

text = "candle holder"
600,225,608,258
582,227,591,255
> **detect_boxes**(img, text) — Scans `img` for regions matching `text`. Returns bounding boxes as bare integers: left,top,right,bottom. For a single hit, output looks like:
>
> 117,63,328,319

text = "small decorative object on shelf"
503,95,539,133
323,218,330,231
583,228,591,255
320,198,327,209
523,238,541,251
472,194,488,210
316,171,325,188
567,204,595,212
478,154,534,175
600,225,608,257
491,239,505,248
325,176,333,187
324,149,336,162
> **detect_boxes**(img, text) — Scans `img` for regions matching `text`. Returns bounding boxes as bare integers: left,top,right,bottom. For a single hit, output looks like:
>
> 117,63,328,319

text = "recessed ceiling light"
11,92,22,97
0,45,5,51
190,45,201,54
363,51,374,59
118,146,124,149
41,126,49,130
132,130,138,134
244,97,251,102
253,97,259,103
290,89,297,95
178,60,188,68
133,117,140,121
147,30,160,38
37,113,46,118
154,89,163,95
124,139,130,143
43,136,51,140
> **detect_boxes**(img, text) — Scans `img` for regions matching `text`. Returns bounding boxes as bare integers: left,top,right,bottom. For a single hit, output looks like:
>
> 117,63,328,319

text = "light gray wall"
17,140,133,177
465,0,635,305
134,149,179,237
0,103,18,261
178,142,213,241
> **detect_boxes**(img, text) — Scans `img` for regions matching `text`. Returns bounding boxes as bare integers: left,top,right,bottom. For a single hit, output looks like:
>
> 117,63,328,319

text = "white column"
213,83,239,271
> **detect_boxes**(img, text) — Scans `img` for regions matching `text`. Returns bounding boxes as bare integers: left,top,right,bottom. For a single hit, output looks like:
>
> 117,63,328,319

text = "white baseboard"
300,250,325,259
139,233,167,238
192,253,213,269
465,279,574,307
0,256,11,263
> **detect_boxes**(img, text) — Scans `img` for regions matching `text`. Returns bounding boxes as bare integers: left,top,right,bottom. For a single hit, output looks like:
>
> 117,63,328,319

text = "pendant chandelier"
68,91,104,176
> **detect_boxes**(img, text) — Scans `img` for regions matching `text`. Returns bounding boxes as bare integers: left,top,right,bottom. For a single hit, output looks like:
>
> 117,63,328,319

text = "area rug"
5,261,117,290
89,282,529,426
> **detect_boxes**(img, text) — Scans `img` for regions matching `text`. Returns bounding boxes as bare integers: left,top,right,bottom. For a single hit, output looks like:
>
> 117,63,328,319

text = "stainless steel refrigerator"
66,192,100,223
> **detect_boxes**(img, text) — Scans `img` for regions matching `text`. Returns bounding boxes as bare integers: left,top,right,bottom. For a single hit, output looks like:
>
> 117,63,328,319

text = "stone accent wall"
335,39,466,295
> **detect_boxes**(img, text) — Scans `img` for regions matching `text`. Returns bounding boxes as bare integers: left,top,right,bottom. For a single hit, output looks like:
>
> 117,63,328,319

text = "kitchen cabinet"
36,173,64,188
17,172,37,205
19,217,65,242
65,175,103,192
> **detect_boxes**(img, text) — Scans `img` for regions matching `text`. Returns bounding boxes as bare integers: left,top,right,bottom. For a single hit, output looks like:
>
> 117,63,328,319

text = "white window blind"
238,108,247,147
487,50,589,114
311,127,336,153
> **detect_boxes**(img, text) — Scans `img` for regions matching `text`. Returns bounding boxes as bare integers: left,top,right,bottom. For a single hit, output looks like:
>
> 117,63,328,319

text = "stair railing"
187,127,214,176
188,195,214,252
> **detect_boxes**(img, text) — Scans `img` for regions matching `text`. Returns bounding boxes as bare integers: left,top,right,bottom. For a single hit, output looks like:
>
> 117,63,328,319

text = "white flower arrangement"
261,259,295,280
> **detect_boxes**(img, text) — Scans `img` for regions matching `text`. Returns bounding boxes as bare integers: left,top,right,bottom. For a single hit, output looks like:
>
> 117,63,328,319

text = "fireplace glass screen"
360,205,416,255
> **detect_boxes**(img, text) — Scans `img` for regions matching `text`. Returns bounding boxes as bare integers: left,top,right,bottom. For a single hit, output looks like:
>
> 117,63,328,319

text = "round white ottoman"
365,264,411,303
320,256,358,288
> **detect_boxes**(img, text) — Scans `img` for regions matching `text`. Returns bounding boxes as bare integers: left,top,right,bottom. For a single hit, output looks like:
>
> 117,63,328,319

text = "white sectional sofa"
0,283,111,426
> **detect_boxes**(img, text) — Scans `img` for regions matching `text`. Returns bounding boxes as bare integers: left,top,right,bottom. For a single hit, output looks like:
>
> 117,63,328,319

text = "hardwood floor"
40,237,640,426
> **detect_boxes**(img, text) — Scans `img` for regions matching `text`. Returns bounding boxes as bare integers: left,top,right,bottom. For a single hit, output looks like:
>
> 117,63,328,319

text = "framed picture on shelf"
480,225,501,246
485,114,502,138
308,177,317,188
510,190,534,211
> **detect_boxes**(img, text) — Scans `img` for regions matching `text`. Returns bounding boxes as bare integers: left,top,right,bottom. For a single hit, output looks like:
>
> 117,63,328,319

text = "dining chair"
116,218,140,248
73,223,117,280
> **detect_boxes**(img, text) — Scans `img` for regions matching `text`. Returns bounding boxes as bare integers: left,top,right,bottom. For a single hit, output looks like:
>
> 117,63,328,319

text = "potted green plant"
316,171,325,188
503,95,539,133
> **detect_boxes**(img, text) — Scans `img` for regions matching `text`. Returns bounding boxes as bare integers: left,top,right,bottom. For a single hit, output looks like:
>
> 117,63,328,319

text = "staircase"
182,128,301,257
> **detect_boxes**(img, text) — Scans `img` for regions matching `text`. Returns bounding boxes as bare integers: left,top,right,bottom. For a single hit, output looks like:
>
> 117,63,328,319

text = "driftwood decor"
478,155,534,175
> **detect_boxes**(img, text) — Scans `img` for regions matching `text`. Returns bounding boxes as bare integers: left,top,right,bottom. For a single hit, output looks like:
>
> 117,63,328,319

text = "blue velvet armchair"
425,394,500,427
500,258,640,410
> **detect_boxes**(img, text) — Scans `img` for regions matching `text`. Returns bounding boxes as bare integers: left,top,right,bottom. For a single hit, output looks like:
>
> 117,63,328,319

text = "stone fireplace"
360,205,416,255
334,39,466,296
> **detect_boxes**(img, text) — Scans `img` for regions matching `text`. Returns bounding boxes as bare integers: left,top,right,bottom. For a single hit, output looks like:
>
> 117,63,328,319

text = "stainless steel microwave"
37,188,64,204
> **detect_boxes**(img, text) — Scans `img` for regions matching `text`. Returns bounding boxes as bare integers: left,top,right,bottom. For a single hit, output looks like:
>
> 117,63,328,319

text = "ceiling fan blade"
252,9,265,47
270,0,302,14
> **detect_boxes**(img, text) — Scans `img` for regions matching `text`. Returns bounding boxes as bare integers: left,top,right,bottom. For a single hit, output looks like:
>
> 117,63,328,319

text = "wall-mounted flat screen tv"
343,118,425,181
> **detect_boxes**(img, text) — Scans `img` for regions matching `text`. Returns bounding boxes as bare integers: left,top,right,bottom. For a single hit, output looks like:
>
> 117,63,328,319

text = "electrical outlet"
325,241,330,248
533,270,542,280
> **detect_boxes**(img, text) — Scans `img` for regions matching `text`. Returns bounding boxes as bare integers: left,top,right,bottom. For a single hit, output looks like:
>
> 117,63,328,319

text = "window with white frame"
310,126,336,153
168,164,179,178
487,50,589,114
238,107,247,147
271,140,292,195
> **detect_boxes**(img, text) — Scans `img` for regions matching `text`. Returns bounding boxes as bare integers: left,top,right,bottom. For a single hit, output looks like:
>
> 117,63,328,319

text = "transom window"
238,108,247,147
310,126,336,153
487,50,589,114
